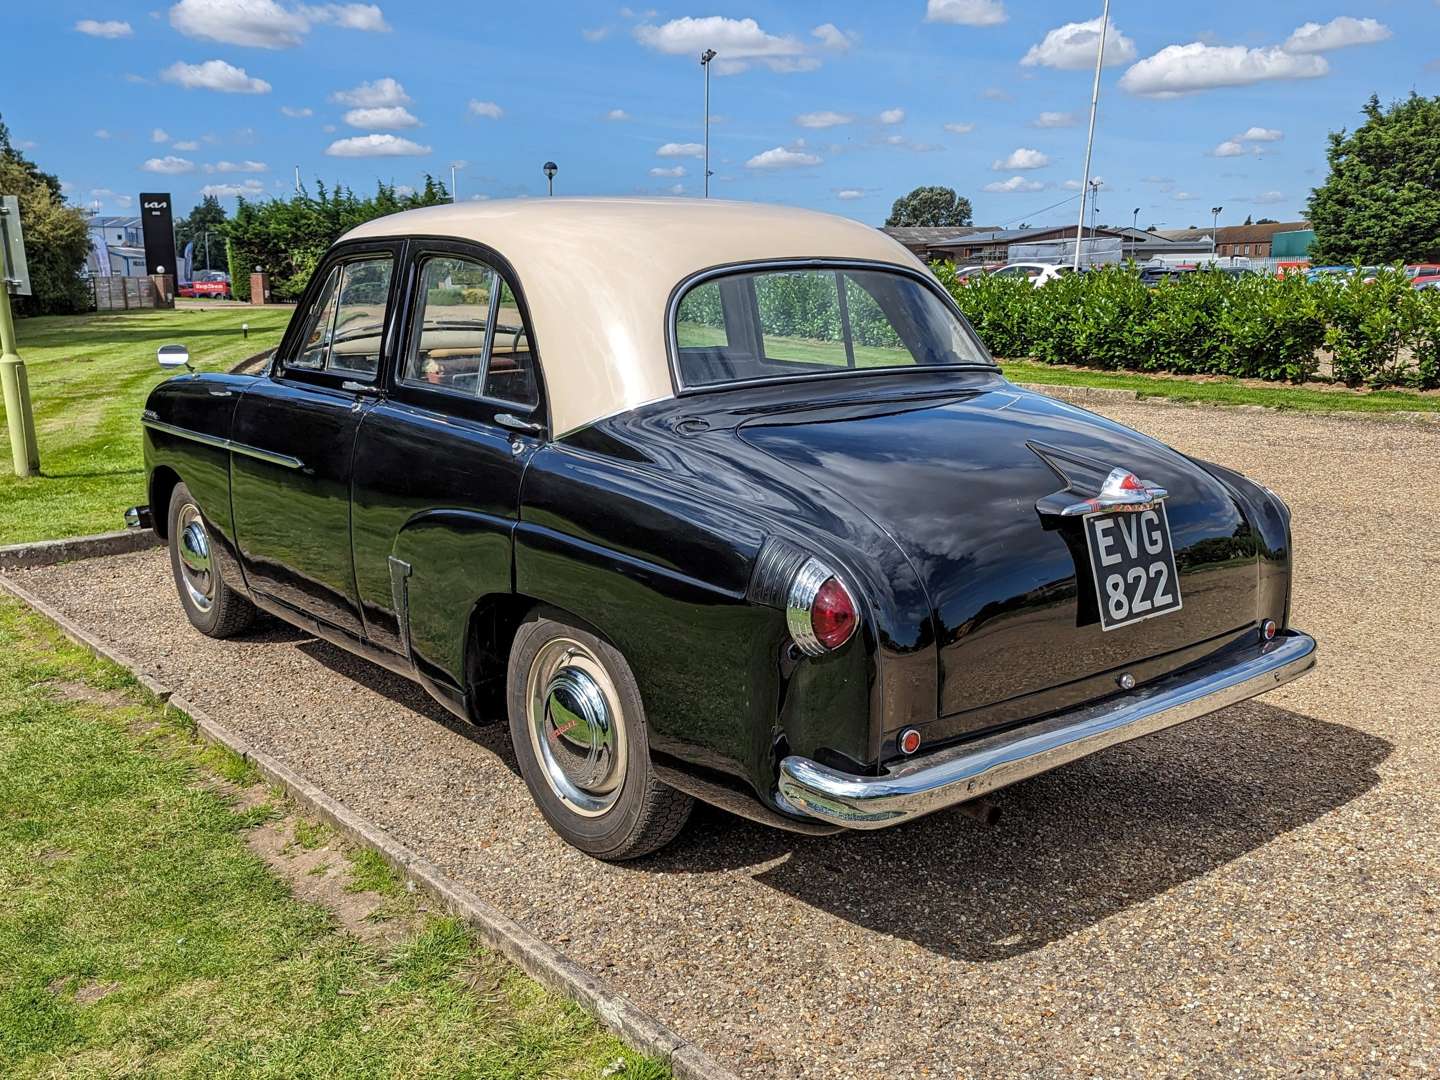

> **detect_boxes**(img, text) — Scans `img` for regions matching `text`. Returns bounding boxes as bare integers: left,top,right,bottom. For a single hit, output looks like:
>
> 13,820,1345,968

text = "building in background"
85,214,147,277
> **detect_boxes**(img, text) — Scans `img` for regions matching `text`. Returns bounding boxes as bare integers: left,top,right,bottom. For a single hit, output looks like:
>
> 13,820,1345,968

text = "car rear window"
672,266,992,389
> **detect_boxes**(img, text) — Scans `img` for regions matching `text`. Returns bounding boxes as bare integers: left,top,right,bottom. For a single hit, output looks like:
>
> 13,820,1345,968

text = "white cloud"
1254,191,1286,204
811,23,855,50
152,128,171,143
1238,126,1283,142
204,159,267,173
1284,16,1390,54
172,140,201,150
329,77,409,107
657,142,705,158
1031,111,1078,129
1172,191,1198,201
667,183,685,196
943,121,975,135
200,179,265,198
992,147,1050,170
1119,43,1328,97
649,165,686,177
280,105,313,117
835,189,866,200
746,146,823,169
606,108,630,121
1141,175,1174,184
142,155,197,174
169,0,387,48
581,26,610,42
635,16,810,74
15,139,38,151
162,59,272,94
925,0,1006,27
344,105,420,128
324,133,431,156
1021,17,1135,70
94,129,111,140
76,18,133,37
984,175,1045,193
879,107,905,124
467,100,503,119
1212,140,1246,157
796,111,852,128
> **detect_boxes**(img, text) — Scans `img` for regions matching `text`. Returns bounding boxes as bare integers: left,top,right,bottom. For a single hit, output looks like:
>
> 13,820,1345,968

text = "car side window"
287,255,393,376
401,254,540,409
291,268,341,370
401,256,496,392
328,258,394,378
484,279,539,407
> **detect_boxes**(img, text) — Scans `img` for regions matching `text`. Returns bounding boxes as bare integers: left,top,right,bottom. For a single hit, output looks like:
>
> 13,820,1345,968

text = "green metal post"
0,282,39,477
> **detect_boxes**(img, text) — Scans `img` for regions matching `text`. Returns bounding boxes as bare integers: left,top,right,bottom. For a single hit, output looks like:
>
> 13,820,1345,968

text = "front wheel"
167,482,257,638
507,612,693,860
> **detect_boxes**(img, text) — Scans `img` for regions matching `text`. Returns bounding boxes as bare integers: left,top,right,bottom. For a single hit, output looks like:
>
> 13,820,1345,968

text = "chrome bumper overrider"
776,630,1317,830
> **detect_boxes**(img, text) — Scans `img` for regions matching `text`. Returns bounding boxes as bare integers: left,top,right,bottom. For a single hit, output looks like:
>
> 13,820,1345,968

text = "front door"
231,241,403,636
350,243,546,698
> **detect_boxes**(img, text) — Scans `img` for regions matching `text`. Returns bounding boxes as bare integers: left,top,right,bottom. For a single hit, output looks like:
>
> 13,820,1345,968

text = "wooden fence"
89,275,173,311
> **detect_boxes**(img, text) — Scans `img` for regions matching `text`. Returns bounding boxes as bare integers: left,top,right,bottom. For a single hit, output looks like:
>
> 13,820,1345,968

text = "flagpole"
1072,0,1110,271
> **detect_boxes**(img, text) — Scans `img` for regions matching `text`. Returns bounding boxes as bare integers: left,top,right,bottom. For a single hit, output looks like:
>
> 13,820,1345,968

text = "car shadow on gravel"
647,701,1390,963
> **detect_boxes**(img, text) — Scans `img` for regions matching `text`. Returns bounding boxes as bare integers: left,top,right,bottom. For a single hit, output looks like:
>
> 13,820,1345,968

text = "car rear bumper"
775,629,1316,830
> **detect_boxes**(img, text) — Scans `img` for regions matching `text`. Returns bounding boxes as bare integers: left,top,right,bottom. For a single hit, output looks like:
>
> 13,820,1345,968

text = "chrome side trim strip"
776,629,1317,830
142,417,304,470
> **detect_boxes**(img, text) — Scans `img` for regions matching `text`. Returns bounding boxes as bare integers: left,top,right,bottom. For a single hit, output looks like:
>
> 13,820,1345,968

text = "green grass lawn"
0,307,291,545
0,596,668,1078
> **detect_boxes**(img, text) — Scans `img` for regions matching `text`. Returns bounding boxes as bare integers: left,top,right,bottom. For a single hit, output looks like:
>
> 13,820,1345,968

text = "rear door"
231,240,403,635
350,241,545,694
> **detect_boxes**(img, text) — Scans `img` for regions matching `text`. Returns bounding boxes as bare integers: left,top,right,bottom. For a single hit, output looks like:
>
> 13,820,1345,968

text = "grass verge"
0,306,291,545
0,595,668,1078
1000,360,1440,415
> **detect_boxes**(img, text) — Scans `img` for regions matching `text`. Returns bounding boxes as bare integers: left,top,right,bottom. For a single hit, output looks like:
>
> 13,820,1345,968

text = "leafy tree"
1308,93,1440,264
175,195,228,273
885,186,973,229
224,176,450,301
1243,215,1253,226
1257,217,1279,225
0,115,90,315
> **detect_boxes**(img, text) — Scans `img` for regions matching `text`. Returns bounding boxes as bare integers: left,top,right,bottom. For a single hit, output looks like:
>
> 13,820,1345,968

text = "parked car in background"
1139,264,1195,287
1405,264,1440,280
991,262,1073,287
179,270,232,299
953,264,988,283
1413,273,1440,291
138,198,1315,859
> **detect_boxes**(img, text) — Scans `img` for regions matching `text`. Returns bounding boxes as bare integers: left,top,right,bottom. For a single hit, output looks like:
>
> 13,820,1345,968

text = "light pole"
450,161,465,203
700,48,717,198
1210,205,1223,257
1130,207,1139,261
1072,0,1110,271
543,161,558,197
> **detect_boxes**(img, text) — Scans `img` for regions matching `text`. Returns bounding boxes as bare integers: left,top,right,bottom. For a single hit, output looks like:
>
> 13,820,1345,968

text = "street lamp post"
543,161,558,197
700,48,717,198
1210,205,1223,257
1072,0,1110,271
450,161,464,203
1131,206,1139,261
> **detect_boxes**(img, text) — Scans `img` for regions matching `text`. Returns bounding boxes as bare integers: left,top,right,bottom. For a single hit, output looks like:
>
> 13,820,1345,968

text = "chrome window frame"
664,257,999,398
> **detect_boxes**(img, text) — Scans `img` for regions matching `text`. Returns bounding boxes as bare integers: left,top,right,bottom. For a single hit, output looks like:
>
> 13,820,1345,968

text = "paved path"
11,401,1439,1078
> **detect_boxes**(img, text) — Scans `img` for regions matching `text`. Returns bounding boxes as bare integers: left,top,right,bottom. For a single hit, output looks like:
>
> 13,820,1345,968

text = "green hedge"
935,263,1440,390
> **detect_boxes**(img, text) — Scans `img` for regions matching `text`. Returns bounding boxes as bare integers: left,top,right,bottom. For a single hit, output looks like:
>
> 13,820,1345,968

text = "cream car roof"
342,197,929,435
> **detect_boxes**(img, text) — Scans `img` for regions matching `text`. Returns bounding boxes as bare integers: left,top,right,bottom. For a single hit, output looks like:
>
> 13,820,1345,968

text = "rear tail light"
786,557,858,656
1261,619,1278,641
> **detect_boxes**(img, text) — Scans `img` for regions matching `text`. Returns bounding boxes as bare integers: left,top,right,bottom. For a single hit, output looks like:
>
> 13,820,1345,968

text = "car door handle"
341,380,383,397
495,413,544,436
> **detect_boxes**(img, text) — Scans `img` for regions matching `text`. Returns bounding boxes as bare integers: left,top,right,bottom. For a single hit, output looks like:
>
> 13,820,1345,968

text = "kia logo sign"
144,201,167,210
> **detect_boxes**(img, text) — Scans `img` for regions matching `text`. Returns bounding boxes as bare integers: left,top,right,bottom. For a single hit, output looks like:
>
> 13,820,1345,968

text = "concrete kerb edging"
0,529,163,570
0,572,740,1080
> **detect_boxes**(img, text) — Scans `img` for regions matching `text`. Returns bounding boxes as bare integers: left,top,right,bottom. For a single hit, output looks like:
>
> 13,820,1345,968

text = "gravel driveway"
10,399,1439,1078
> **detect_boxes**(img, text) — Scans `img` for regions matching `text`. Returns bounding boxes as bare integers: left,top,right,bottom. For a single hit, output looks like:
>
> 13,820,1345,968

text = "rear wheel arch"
149,466,183,539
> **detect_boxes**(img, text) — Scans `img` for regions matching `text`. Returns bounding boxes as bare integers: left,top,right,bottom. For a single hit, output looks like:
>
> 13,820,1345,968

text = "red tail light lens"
811,576,858,650
786,558,859,657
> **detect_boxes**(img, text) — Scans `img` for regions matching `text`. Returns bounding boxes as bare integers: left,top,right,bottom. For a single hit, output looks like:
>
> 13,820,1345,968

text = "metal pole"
547,176,553,197
451,164,457,202
0,285,38,478
203,230,210,272
701,49,716,198
294,164,301,194
1072,0,1110,271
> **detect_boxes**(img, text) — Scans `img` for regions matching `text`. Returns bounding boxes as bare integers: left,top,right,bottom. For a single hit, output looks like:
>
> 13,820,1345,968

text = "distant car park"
990,262,1073,287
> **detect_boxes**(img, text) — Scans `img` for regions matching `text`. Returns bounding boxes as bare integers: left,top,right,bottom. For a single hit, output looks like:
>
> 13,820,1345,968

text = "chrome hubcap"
526,638,627,816
176,503,215,613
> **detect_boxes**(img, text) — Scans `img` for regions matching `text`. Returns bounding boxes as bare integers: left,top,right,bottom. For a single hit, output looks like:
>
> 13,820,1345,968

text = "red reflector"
1262,619,1277,641
898,728,921,755
811,576,857,650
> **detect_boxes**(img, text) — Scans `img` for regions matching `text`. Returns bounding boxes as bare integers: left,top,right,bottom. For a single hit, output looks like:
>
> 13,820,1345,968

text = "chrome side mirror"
157,344,192,371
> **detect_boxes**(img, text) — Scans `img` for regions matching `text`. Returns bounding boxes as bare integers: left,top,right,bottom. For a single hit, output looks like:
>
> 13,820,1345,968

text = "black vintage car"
139,199,1315,859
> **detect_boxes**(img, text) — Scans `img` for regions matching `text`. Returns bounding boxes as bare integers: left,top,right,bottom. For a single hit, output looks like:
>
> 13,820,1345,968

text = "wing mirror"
157,344,192,372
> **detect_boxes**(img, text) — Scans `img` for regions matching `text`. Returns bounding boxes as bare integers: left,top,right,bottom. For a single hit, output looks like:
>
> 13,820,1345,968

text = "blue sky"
6,2,1438,229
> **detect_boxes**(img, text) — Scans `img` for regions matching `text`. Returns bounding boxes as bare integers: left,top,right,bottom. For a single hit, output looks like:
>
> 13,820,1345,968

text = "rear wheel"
167,482,256,638
507,612,692,860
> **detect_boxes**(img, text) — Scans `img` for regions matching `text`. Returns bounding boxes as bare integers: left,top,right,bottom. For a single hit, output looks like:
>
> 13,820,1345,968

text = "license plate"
1083,504,1183,632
